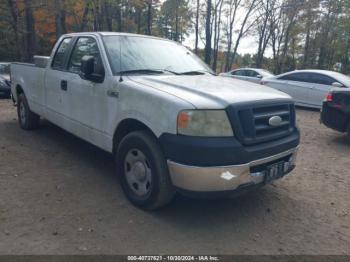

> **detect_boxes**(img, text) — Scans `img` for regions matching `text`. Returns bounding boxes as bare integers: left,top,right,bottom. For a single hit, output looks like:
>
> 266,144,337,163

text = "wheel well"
113,119,155,154
16,85,24,96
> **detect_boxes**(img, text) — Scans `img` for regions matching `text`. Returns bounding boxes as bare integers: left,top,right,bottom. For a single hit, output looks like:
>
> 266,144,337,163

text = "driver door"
63,36,109,141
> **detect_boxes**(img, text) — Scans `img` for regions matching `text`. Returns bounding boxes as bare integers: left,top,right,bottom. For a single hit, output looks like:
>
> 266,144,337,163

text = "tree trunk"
230,0,256,69
54,0,67,40
212,0,223,71
175,0,179,41
194,0,199,54
7,0,21,60
204,0,212,65
147,0,152,35
255,0,270,68
23,0,36,63
79,5,89,31
302,1,314,69
224,0,239,71
104,0,113,31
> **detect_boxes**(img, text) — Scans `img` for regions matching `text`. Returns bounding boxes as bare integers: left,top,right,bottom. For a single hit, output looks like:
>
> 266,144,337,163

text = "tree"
54,0,67,39
212,0,224,71
224,0,241,71
24,0,37,62
229,0,259,69
194,0,200,54
255,0,275,68
204,0,212,64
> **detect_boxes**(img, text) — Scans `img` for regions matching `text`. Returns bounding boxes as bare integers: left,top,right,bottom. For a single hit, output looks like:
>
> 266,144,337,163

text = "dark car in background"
321,88,350,140
0,63,11,98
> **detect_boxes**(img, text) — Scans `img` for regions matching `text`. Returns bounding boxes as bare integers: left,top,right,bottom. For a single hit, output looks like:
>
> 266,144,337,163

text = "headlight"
177,110,233,136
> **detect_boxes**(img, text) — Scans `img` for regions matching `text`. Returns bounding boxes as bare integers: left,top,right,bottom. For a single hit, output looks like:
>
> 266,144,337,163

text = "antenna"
119,36,123,82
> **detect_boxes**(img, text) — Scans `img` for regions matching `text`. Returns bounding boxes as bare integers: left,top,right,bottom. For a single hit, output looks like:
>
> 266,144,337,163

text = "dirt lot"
0,99,349,255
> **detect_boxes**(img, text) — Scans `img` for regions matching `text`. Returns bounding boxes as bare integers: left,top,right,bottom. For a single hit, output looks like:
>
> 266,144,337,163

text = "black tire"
347,122,350,141
116,130,175,210
17,93,40,130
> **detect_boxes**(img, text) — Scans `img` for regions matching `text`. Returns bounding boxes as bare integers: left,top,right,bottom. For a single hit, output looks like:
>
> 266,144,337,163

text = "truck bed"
11,62,46,115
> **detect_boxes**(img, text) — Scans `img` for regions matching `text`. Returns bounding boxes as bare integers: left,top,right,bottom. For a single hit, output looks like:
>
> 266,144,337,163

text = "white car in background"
220,68,274,84
261,69,350,109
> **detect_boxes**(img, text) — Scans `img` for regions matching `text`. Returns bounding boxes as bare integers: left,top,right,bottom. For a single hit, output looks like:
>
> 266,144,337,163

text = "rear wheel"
17,93,40,130
116,130,175,210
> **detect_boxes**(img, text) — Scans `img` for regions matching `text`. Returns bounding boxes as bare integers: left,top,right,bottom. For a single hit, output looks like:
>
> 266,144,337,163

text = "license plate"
264,161,285,183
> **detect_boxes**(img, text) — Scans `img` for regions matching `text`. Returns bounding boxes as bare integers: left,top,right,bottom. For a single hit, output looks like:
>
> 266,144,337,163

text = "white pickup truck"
11,32,299,210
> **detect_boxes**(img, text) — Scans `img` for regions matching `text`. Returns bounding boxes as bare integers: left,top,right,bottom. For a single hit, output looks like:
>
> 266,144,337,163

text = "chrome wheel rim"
124,149,152,197
19,102,26,124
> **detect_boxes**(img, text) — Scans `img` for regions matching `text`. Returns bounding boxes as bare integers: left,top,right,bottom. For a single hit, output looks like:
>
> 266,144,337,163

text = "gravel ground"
0,99,349,255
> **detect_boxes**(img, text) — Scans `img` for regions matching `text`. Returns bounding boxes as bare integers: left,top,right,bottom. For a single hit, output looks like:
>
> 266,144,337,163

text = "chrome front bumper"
167,147,298,192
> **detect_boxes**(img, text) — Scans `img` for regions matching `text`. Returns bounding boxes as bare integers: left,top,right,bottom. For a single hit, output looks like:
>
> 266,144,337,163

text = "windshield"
103,36,213,75
0,64,10,75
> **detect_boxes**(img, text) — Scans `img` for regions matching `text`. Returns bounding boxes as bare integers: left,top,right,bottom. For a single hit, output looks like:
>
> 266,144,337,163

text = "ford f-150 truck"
11,32,299,210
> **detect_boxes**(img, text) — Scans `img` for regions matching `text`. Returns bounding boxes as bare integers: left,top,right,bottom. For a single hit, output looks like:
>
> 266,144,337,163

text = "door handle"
61,80,68,91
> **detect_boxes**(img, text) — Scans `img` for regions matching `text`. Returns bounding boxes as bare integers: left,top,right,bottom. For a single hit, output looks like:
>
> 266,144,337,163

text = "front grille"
226,101,296,145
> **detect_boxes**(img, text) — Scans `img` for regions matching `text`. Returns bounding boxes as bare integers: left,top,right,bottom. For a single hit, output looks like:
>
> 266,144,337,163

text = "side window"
52,38,72,69
232,70,245,76
68,37,102,73
310,73,336,85
279,73,310,82
245,70,258,77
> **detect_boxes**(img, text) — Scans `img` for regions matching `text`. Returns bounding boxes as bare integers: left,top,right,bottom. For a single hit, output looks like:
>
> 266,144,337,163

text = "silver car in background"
261,69,350,109
0,62,10,80
220,68,274,84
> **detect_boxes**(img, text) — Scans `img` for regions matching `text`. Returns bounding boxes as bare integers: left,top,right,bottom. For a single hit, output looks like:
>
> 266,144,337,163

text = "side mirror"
256,74,263,79
80,55,104,83
332,82,344,88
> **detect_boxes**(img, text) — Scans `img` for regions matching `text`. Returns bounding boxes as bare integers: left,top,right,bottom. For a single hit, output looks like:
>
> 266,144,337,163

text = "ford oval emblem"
268,116,282,127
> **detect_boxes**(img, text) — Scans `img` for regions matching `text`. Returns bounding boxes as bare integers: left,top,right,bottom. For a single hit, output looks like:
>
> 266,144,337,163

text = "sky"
183,33,263,55
180,1,274,58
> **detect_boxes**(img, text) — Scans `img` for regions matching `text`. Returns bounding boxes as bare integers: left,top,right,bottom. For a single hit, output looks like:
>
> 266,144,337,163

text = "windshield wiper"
118,68,180,75
118,69,165,75
178,70,216,76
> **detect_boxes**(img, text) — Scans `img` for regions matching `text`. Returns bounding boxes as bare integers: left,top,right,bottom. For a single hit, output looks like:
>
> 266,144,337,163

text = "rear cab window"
51,38,72,70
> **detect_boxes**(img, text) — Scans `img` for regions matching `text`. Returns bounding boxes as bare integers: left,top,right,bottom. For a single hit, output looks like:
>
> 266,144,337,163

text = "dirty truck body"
11,32,300,209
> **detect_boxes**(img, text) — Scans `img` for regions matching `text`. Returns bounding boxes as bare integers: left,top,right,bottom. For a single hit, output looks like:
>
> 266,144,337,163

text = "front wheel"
116,130,175,210
17,93,40,130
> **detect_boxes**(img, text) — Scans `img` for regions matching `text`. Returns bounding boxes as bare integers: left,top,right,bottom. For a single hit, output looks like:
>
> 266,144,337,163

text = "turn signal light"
177,111,190,129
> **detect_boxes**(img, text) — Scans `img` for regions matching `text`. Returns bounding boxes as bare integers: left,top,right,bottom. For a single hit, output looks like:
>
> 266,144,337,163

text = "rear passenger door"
45,37,73,123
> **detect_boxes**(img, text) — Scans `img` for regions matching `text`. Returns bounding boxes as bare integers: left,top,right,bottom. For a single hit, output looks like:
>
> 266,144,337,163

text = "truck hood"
128,75,292,109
